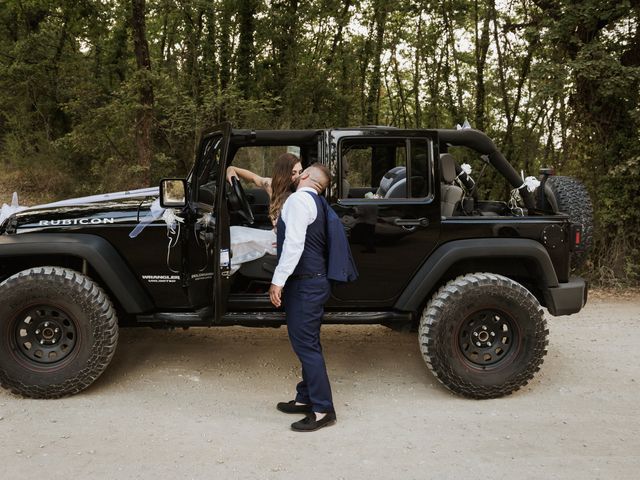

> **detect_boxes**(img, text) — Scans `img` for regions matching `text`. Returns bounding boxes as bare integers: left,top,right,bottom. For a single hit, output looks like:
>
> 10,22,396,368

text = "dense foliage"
0,0,638,284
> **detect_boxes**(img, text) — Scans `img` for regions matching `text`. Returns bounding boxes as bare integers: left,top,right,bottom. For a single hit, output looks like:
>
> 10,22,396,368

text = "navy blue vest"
276,191,327,276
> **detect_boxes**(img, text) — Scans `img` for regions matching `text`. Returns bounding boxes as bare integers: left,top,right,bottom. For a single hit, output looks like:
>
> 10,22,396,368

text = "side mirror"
159,179,187,208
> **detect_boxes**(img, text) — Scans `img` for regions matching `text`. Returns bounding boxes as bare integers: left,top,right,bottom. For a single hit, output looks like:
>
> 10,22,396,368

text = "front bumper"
544,276,588,316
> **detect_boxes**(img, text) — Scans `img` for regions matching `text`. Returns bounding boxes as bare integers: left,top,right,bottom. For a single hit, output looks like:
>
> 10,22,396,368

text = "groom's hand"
269,284,283,308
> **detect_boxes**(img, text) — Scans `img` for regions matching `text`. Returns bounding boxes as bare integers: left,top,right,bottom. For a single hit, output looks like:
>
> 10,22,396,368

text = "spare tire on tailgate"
543,176,594,269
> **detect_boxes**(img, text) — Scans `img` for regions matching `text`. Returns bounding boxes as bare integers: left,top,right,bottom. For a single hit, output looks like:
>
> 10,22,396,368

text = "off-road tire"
419,273,548,399
545,176,593,269
0,267,118,398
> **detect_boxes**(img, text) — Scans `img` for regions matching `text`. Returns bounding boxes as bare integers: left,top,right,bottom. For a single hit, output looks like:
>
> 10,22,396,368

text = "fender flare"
394,238,559,312
0,233,153,313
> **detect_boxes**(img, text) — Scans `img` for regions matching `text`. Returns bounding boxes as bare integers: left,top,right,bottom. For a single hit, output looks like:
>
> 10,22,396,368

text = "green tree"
1,0,639,283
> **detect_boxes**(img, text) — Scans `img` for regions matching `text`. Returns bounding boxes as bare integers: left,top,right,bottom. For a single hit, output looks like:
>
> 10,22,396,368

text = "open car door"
187,122,232,322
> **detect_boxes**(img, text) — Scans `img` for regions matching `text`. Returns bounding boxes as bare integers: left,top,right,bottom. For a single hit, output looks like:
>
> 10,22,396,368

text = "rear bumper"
544,276,588,316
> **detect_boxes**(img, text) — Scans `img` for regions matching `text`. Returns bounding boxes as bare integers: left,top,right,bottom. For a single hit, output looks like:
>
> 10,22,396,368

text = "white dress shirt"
271,187,318,287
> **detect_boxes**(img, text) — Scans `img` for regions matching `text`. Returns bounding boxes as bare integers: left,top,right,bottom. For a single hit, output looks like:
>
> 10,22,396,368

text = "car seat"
440,154,464,216
376,167,406,198
376,167,426,199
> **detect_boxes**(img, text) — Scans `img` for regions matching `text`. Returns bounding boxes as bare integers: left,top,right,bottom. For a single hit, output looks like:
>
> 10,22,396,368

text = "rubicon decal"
38,218,115,226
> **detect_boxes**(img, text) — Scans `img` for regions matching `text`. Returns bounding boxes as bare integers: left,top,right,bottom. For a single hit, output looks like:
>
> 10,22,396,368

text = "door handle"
394,217,429,227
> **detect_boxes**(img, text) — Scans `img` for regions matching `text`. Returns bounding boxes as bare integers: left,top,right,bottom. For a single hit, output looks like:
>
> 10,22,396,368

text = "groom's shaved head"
306,163,331,192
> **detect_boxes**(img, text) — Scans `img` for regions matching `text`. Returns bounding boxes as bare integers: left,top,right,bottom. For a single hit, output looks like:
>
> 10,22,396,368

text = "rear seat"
440,154,464,216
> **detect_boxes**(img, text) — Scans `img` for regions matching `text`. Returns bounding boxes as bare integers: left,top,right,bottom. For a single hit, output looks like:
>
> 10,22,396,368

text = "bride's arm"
226,166,271,193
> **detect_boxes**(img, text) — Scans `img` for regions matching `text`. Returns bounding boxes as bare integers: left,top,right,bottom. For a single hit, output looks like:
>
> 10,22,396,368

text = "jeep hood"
1,187,159,230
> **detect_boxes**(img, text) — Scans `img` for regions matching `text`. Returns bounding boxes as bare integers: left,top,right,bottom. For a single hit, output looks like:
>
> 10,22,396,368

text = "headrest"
440,154,457,183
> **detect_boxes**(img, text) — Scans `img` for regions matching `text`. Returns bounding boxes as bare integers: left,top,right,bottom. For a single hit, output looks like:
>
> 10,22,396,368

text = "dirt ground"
1,293,639,480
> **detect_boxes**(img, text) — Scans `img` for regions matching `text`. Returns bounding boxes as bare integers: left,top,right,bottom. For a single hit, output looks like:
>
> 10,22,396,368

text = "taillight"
571,224,583,251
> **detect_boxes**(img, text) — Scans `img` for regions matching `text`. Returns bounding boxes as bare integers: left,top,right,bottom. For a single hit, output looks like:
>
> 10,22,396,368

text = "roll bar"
436,129,535,210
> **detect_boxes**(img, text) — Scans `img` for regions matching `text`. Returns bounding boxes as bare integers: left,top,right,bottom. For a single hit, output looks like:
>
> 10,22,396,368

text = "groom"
269,163,336,432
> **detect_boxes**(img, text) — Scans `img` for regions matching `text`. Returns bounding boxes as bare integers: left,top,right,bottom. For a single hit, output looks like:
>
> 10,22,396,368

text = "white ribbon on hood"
0,192,28,225
33,187,160,209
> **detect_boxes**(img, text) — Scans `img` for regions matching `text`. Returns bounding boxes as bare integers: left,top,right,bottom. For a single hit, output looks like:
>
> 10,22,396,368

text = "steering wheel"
226,176,254,224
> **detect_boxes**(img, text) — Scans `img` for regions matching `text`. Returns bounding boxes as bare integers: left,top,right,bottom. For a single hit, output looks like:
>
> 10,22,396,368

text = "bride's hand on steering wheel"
226,166,238,184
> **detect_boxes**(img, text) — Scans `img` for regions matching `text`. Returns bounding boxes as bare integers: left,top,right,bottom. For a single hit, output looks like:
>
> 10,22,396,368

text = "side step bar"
136,310,412,328
220,311,412,326
137,307,213,327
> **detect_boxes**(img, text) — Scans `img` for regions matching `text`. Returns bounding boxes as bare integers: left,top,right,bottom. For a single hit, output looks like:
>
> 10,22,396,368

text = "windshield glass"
191,135,222,186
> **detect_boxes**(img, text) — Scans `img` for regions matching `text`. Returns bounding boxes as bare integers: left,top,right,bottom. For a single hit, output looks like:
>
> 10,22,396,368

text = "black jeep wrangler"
0,123,591,399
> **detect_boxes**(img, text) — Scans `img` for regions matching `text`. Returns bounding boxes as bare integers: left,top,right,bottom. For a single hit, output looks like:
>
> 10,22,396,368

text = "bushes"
591,157,640,285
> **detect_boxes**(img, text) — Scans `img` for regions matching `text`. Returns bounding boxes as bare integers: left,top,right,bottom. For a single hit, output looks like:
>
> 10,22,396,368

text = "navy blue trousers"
283,276,334,413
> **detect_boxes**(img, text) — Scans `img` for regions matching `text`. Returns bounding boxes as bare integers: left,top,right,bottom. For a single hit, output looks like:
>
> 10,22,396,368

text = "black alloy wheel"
11,305,79,366
457,308,517,368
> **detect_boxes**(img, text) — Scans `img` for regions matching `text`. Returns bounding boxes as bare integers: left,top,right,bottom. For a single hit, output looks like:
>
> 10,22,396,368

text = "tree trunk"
383,66,397,126
442,45,458,123
491,4,513,128
183,5,204,106
358,32,372,123
442,7,464,121
441,7,463,122
218,0,233,93
413,13,423,128
272,0,300,115
236,0,257,99
325,0,352,68
131,0,154,186
204,3,218,102
474,0,492,131
503,36,537,163
392,52,409,128
337,52,351,126
159,2,169,62
366,1,388,125
426,44,445,127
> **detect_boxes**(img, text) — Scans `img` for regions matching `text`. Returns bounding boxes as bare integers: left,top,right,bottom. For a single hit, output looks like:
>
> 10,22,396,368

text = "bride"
227,153,303,273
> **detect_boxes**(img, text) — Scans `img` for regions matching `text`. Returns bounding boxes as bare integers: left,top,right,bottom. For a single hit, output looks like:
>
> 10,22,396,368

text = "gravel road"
1,293,639,479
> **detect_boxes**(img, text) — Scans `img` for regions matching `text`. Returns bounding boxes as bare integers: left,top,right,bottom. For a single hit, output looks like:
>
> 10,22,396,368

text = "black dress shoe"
291,412,337,432
277,400,313,414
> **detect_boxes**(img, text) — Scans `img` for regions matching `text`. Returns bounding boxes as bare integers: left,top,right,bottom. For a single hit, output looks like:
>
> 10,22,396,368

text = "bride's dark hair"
269,152,300,224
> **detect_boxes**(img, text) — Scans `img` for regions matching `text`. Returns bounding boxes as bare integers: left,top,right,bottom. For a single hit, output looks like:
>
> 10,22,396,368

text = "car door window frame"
336,136,436,205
